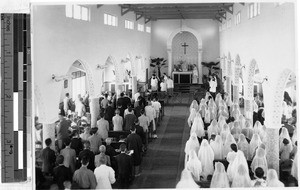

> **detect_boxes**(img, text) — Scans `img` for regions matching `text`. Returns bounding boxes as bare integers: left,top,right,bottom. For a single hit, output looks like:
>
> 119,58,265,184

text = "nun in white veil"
190,100,199,112
218,106,229,120
223,133,236,158
208,119,220,139
249,133,262,159
198,139,214,180
191,113,205,139
292,128,297,145
238,115,246,129
218,116,227,131
279,127,293,150
176,168,200,188
188,107,197,128
231,121,242,141
210,135,224,159
186,150,202,182
199,103,207,119
228,150,249,182
241,119,254,140
237,134,250,160
210,162,230,188
204,107,211,124
231,164,252,187
251,147,268,176
266,169,284,187
184,132,200,165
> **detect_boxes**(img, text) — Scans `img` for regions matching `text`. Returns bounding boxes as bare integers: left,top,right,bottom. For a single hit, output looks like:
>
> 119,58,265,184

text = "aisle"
130,105,190,188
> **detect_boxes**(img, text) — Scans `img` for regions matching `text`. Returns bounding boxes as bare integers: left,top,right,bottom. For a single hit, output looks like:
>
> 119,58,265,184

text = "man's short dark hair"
120,143,126,152
255,167,264,178
100,112,105,118
104,93,108,98
130,125,136,132
64,138,71,146
81,156,89,165
120,92,124,97
65,93,69,97
283,138,289,145
230,143,237,152
91,127,98,134
108,100,112,105
56,155,64,165
45,138,52,146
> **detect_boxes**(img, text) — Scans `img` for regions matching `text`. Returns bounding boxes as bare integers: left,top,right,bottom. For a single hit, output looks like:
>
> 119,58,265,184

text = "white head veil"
198,139,214,179
292,128,297,145
200,104,207,118
218,116,227,130
266,169,284,187
185,132,200,156
279,127,293,150
210,162,230,188
250,133,262,159
228,150,249,182
210,135,224,160
237,134,250,160
291,152,298,180
231,164,252,187
190,100,199,113
208,119,219,139
223,133,236,157
204,107,211,124
191,113,205,138
186,150,202,182
231,121,242,141
251,147,268,176
188,108,197,128
238,115,246,129
176,168,200,188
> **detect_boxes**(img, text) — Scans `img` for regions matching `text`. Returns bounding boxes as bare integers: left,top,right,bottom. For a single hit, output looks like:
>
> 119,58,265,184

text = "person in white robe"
186,150,202,182
218,106,229,120
292,127,297,145
266,169,284,187
207,119,220,139
226,144,238,182
251,147,268,176
190,100,199,113
218,116,227,131
188,108,197,128
75,98,86,117
210,135,224,160
204,107,211,124
279,127,293,150
210,162,230,188
228,150,249,183
176,168,200,188
249,133,262,159
191,113,205,139
237,134,250,160
192,64,199,84
238,115,246,129
223,133,236,158
198,139,214,180
205,92,211,102
291,152,298,180
231,164,252,187
199,103,207,119
241,119,254,141
231,121,242,141
184,132,200,165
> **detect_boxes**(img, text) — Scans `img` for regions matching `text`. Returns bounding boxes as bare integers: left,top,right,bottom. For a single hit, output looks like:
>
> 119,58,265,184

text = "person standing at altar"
150,74,159,92
209,75,217,100
167,76,174,97
192,64,198,84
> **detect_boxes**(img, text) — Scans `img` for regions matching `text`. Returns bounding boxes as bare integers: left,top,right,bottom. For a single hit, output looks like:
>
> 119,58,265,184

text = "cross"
181,42,189,54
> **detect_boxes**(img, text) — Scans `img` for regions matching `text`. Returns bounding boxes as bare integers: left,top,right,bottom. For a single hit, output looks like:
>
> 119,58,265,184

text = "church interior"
32,2,298,189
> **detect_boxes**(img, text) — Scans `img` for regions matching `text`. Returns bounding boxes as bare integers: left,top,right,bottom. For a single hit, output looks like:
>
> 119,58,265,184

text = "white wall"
219,2,296,127
33,4,151,123
151,19,220,75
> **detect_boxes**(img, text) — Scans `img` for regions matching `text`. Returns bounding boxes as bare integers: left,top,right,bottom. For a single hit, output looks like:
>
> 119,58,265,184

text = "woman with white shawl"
199,102,207,119
279,127,293,150
190,100,199,112
191,113,205,139
228,150,249,183
198,139,214,180
231,121,242,141
210,135,224,159
204,107,211,125
237,134,250,160
188,107,197,128
176,168,200,188
218,106,229,120
266,169,284,187
251,147,268,176
241,119,254,141
184,132,200,165
210,162,230,188
249,133,262,159
223,133,236,158
238,115,246,129
291,151,298,181
207,119,220,139
231,164,252,187
218,116,227,131
186,150,202,182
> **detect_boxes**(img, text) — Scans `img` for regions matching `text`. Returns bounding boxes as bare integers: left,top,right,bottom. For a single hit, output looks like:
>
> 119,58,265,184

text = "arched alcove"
102,56,116,92
166,25,203,83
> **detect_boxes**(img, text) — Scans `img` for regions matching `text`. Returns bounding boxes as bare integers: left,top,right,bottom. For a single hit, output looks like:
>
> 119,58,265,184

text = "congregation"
177,89,298,188
35,88,164,189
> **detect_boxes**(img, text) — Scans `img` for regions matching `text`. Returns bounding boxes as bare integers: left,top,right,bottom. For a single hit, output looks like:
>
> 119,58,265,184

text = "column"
132,76,137,98
244,98,253,125
115,84,123,99
167,49,172,76
43,123,56,150
89,97,100,128
226,77,231,99
266,127,280,174
198,49,203,84
232,85,239,103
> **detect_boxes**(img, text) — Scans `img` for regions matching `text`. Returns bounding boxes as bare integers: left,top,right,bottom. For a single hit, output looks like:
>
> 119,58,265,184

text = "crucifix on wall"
181,42,189,54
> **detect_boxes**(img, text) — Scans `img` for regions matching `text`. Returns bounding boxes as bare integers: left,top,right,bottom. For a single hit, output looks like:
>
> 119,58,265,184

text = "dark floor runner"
130,106,189,188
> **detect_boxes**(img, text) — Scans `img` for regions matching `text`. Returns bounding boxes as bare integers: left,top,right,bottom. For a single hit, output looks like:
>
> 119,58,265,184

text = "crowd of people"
149,73,174,95
177,91,298,188
36,89,164,189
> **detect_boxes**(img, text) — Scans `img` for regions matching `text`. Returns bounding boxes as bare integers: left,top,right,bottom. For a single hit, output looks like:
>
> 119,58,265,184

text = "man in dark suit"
115,143,133,189
127,126,143,177
105,101,115,130
78,141,95,171
134,120,146,147
53,155,72,190
40,138,56,176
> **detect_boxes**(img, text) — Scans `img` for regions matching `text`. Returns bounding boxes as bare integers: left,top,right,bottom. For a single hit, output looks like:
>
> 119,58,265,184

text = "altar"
172,71,193,84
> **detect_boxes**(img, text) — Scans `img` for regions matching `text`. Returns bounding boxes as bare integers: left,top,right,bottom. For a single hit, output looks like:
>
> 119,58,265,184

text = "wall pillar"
244,98,253,125
266,127,280,175
197,49,203,84
89,97,100,128
232,85,239,103
132,76,137,98
43,123,56,150
167,49,172,77
226,77,231,100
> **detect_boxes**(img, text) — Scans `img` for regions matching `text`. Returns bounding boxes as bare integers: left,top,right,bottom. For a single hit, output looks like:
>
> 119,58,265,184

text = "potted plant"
150,57,167,79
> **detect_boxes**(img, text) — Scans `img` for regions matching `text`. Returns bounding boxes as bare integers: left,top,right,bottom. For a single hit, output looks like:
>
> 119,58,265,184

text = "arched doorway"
102,56,116,93
166,25,203,83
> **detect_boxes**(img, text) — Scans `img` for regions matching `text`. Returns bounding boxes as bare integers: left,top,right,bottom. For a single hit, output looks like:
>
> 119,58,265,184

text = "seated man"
251,167,267,187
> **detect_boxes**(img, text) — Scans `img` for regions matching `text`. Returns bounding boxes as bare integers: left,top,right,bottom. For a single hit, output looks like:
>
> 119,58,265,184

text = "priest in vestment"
192,64,198,84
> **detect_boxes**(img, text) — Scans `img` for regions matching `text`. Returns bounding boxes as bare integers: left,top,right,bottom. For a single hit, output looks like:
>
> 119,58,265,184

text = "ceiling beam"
130,3,233,7
135,7,225,11
216,12,226,19
145,17,152,24
121,6,132,16
221,5,233,15
136,13,143,21
214,16,222,23
155,16,214,20
96,4,103,8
